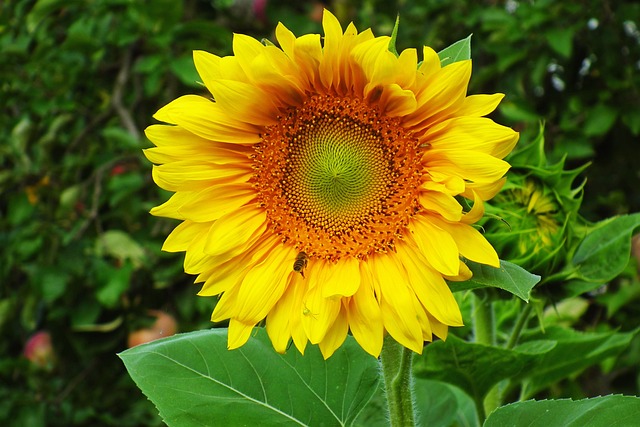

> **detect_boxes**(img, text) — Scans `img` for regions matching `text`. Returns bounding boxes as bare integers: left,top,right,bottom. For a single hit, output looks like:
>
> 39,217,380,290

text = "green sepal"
388,14,400,57
438,34,472,66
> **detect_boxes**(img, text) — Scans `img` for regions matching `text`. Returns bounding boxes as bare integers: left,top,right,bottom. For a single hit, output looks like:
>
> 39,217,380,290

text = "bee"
292,251,309,278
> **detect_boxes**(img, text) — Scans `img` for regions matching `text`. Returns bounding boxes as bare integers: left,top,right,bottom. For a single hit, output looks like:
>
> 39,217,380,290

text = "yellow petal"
370,255,423,354
396,242,463,326
433,217,500,268
413,297,432,342
234,244,297,324
232,33,265,73
321,257,360,298
227,319,255,350
322,9,344,51
182,229,217,275
423,117,519,159
424,149,511,184
406,60,471,129
197,255,248,296
380,84,417,117
177,184,256,222
318,306,349,359
153,95,261,144
419,189,463,222
266,275,299,353
204,205,267,257
443,260,473,282
150,192,192,220
162,220,211,253
207,80,279,126
275,23,296,58
152,162,252,192
461,191,485,225
456,93,505,117
418,46,441,78
144,124,251,164
211,283,241,322
193,50,249,89
411,216,460,276
347,265,384,357
302,266,342,343
351,37,391,86
199,233,281,297
427,313,449,341
396,48,418,87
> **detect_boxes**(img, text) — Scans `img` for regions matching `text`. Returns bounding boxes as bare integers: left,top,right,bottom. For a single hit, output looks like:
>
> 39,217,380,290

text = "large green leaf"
413,335,555,408
485,395,640,427
449,260,541,302
571,213,640,283
515,326,639,398
119,328,380,427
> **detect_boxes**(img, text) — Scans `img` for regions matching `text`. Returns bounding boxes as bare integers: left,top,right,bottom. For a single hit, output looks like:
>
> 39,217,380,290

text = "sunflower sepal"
438,34,472,66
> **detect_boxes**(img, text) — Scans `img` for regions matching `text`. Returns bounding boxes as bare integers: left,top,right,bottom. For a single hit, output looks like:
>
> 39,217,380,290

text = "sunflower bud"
482,126,588,276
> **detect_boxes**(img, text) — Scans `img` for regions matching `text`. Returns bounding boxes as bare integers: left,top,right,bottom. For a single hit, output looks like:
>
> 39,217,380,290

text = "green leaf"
95,230,147,268
448,260,541,302
544,28,575,59
170,55,201,87
485,395,640,427
413,335,554,409
438,35,472,67
571,213,640,282
119,328,380,427
414,379,479,427
516,326,639,398
583,104,617,137
96,260,134,308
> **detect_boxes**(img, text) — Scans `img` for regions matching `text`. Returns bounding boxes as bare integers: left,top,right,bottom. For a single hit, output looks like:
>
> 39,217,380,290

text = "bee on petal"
292,251,309,278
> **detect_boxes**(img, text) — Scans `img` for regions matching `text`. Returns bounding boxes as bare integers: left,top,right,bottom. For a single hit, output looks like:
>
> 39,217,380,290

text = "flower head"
145,11,518,358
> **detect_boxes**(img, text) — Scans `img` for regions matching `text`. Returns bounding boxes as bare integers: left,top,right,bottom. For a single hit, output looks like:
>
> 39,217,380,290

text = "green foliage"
485,395,640,427
120,328,380,427
413,335,554,411
569,213,640,283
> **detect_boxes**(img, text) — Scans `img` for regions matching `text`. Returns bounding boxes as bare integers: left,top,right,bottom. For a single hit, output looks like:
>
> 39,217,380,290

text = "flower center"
253,95,422,261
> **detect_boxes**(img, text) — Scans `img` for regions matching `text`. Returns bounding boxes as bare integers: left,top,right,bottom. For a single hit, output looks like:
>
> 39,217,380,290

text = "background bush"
1,0,638,425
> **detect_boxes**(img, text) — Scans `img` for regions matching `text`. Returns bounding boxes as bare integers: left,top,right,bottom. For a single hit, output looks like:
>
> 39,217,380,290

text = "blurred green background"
1,0,639,425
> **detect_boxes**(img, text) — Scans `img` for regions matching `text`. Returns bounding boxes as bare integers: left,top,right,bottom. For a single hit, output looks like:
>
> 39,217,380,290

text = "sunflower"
144,10,518,358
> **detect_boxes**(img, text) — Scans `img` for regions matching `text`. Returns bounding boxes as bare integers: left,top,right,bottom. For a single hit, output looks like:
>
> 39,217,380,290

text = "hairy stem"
380,335,416,427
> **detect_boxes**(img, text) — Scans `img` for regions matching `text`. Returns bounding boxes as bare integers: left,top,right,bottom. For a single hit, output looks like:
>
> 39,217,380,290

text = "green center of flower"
284,112,390,229
254,95,423,261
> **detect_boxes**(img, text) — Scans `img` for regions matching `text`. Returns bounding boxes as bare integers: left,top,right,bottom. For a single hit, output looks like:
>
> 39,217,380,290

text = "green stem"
506,302,533,350
473,292,499,420
380,335,416,427
473,292,495,346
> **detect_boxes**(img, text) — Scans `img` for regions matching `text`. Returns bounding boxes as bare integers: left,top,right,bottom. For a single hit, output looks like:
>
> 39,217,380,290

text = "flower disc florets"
254,95,423,261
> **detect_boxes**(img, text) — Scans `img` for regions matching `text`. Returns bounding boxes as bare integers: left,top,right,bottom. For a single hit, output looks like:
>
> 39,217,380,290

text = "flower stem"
473,292,495,346
380,335,416,427
473,292,499,420
506,302,533,349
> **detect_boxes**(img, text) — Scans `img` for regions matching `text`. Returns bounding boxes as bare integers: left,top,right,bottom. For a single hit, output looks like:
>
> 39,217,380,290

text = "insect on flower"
292,251,309,278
